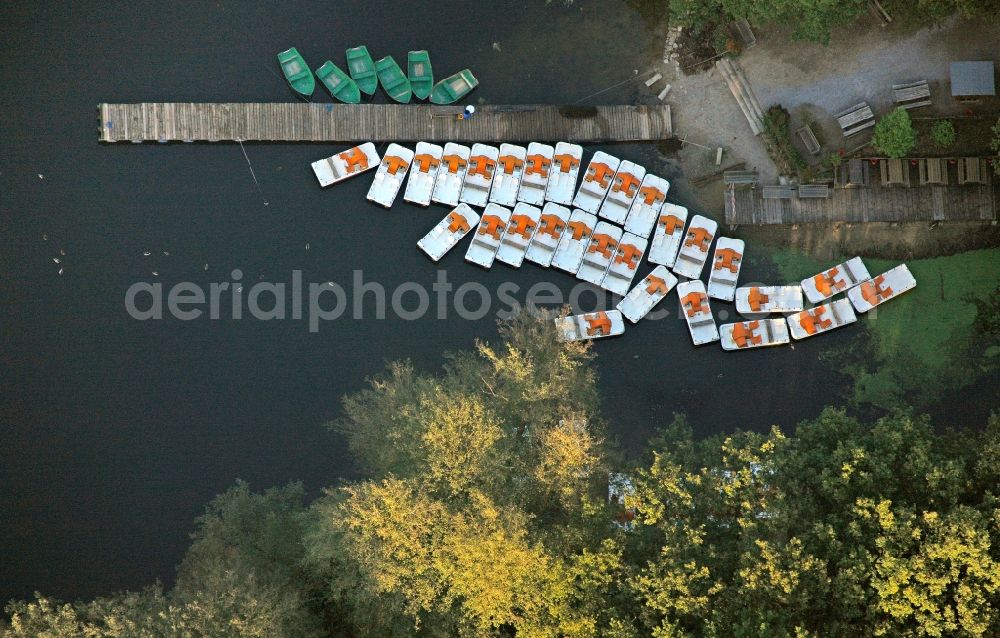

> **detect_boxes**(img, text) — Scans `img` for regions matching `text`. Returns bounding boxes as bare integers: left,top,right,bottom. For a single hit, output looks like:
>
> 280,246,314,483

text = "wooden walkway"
97,103,671,143
725,167,998,225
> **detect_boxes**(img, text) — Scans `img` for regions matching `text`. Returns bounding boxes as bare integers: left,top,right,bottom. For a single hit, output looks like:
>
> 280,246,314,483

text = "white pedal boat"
734,285,804,315
460,143,500,208
623,174,669,238
495,202,541,268
599,160,646,224
787,299,858,340
720,319,791,350
311,142,380,187
465,203,511,269
431,142,471,207
647,203,688,267
672,214,717,280
572,151,621,214
517,142,554,206
707,237,744,302
551,209,598,274
525,202,571,268
545,142,583,205
847,264,916,313
416,204,480,262
801,257,870,304
402,141,443,206
489,143,526,207
366,143,414,208
554,310,625,342
577,221,623,286
676,280,720,345
616,265,678,323
602,233,647,296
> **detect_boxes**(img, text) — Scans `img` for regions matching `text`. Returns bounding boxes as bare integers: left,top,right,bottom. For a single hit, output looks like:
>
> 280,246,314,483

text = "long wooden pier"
98,103,671,144
725,176,998,225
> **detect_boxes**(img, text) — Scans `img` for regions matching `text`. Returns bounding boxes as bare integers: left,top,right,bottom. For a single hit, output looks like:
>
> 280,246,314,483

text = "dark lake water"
1,1,853,603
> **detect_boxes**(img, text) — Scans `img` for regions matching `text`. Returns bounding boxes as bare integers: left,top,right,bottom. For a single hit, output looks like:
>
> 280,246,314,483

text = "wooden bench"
796,125,822,155
798,184,831,198
892,80,932,110
879,158,910,186
837,159,870,188
836,102,876,137
958,157,987,185
724,170,759,186
918,158,948,185
762,185,795,199
732,19,756,48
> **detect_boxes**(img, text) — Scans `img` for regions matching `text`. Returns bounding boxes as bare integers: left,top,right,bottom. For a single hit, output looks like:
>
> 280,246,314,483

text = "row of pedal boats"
310,141,916,350
277,46,477,104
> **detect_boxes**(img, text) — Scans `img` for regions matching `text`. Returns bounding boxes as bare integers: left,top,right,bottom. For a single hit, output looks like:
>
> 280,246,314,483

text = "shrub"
873,107,916,158
992,117,1000,175
930,120,956,149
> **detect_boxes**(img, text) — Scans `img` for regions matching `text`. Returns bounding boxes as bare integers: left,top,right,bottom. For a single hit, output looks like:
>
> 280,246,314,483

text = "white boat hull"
517,142,554,206
551,209,598,275
460,143,501,208
676,280,720,345
672,214,718,280
787,299,858,340
573,151,621,214
707,237,744,302
623,174,669,238
311,142,380,187
602,232,647,296
403,141,443,207
431,142,471,207
734,285,804,315
496,202,541,268
647,202,688,267
545,142,583,205
577,221,623,286
599,160,646,224
616,265,678,323
801,257,870,304
417,204,480,262
554,310,625,342
847,264,916,313
366,143,414,208
489,143,526,207
525,202,570,268
465,203,512,269
720,319,791,350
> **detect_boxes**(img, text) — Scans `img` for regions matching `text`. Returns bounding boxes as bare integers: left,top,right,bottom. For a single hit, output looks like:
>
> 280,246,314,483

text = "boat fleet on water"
311,141,917,350
277,46,478,104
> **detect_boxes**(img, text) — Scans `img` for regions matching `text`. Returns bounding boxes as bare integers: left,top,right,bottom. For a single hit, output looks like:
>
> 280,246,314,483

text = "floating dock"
97,103,671,144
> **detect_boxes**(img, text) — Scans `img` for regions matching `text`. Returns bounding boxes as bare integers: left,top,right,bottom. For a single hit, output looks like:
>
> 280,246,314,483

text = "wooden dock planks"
725,169,998,225
98,103,671,143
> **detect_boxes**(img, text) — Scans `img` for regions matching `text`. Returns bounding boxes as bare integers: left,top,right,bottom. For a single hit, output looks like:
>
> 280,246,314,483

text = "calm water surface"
1,1,848,602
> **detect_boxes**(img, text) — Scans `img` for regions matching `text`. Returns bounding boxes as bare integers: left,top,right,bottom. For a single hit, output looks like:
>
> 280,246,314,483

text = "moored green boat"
316,61,361,103
277,47,315,98
345,45,378,96
374,56,412,104
429,69,478,105
407,50,434,100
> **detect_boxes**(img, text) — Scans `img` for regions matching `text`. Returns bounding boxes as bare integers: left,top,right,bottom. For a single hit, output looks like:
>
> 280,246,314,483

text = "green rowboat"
407,50,434,100
316,61,361,103
375,56,412,104
277,47,315,98
429,69,478,105
345,45,378,96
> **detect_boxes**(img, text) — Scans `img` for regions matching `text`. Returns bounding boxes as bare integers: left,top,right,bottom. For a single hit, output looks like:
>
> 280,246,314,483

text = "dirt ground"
642,13,1000,256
